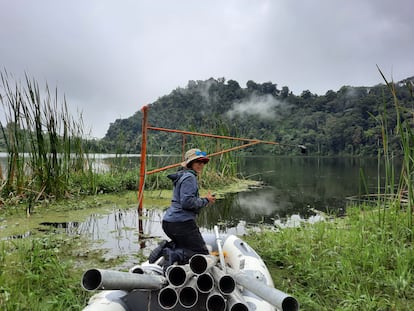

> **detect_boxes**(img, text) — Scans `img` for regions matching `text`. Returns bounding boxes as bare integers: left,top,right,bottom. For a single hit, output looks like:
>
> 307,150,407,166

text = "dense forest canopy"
101,76,414,156
1,76,412,156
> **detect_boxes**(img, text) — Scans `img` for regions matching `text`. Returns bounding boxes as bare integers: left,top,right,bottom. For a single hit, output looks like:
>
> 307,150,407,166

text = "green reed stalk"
143,118,241,191
0,71,92,203
189,120,239,177
378,68,413,240
0,72,28,195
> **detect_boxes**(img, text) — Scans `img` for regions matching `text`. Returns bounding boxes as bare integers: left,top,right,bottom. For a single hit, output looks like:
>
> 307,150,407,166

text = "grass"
0,229,139,310
244,205,413,310
0,235,91,310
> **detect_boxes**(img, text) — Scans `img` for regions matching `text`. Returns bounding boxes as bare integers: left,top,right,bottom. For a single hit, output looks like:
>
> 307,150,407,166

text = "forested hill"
101,77,414,156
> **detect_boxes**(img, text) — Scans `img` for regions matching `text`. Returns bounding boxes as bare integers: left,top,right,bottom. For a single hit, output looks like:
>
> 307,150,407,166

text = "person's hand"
206,191,216,204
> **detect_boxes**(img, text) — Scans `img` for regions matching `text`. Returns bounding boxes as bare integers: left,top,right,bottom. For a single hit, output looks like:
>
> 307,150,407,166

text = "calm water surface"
88,156,389,264
1,155,392,265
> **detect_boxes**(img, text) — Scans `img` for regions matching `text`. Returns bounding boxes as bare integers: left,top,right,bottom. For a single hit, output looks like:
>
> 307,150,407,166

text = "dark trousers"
162,220,209,257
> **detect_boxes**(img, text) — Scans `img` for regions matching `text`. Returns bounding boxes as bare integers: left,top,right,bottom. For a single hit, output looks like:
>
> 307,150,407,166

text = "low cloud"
226,94,285,120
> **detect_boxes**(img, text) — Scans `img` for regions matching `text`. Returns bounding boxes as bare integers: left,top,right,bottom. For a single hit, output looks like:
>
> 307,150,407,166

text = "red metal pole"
182,135,186,161
147,125,281,145
207,141,261,157
138,105,149,214
145,141,261,175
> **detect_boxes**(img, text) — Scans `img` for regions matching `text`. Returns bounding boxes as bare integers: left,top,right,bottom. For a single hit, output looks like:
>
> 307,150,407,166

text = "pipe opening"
197,273,214,293
206,294,226,311
81,269,102,291
189,255,207,274
229,302,249,311
218,275,235,294
131,266,144,274
158,287,178,309
282,296,300,311
179,287,198,308
168,266,187,287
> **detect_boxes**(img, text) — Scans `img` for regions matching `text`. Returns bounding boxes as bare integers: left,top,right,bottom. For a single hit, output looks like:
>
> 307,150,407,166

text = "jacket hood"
167,169,196,185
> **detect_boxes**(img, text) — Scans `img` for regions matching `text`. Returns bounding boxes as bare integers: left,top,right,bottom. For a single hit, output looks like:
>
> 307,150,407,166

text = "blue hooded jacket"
163,169,209,222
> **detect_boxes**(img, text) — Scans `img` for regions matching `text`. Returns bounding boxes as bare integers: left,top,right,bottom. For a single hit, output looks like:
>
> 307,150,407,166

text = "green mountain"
101,77,414,156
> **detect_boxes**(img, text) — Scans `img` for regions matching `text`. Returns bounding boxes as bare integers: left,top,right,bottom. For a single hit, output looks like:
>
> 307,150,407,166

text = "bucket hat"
181,148,209,167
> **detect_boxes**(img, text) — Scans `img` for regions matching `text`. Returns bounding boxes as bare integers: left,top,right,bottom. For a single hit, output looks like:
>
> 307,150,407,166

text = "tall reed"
0,71,91,203
377,68,413,240
186,119,240,188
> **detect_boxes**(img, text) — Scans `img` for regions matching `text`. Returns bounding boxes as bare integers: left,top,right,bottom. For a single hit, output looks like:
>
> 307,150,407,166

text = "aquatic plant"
0,71,91,203
377,68,413,240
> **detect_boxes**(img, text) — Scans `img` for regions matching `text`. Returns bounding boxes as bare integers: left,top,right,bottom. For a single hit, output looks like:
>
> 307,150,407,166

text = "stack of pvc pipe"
81,254,299,311
158,254,247,311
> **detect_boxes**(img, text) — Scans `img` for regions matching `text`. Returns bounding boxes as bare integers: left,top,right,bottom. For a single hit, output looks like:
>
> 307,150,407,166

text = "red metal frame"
137,105,282,213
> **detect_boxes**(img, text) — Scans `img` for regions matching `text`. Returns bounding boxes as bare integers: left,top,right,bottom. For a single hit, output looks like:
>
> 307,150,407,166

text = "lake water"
1,155,393,266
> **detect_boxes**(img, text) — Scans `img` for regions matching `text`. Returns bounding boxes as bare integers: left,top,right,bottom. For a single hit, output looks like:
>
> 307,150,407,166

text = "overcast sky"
1,0,413,138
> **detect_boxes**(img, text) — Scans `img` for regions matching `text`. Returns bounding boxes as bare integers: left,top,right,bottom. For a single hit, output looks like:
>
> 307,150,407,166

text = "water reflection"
21,205,252,264
31,200,325,264
5,231,32,239
198,187,341,230
39,222,80,232
2,155,397,265
78,209,144,259
274,214,325,228
30,209,162,256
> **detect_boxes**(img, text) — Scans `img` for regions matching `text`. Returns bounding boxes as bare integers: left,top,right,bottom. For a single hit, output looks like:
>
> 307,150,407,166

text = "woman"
161,148,216,264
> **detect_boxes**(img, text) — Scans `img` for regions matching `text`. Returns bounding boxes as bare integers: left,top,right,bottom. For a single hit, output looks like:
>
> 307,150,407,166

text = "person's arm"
180,176,209,211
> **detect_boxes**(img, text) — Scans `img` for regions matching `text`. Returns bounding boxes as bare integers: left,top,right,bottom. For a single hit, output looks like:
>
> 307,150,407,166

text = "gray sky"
1,0,413,138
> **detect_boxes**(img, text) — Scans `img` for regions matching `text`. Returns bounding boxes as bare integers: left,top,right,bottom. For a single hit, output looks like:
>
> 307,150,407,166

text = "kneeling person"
161,148,216,265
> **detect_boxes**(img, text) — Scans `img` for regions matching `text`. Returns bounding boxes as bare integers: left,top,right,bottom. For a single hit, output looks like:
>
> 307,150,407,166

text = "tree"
301,90,313,99
246,80,259,92
260,82,278,95
280,86,290,98
102,76,414,156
